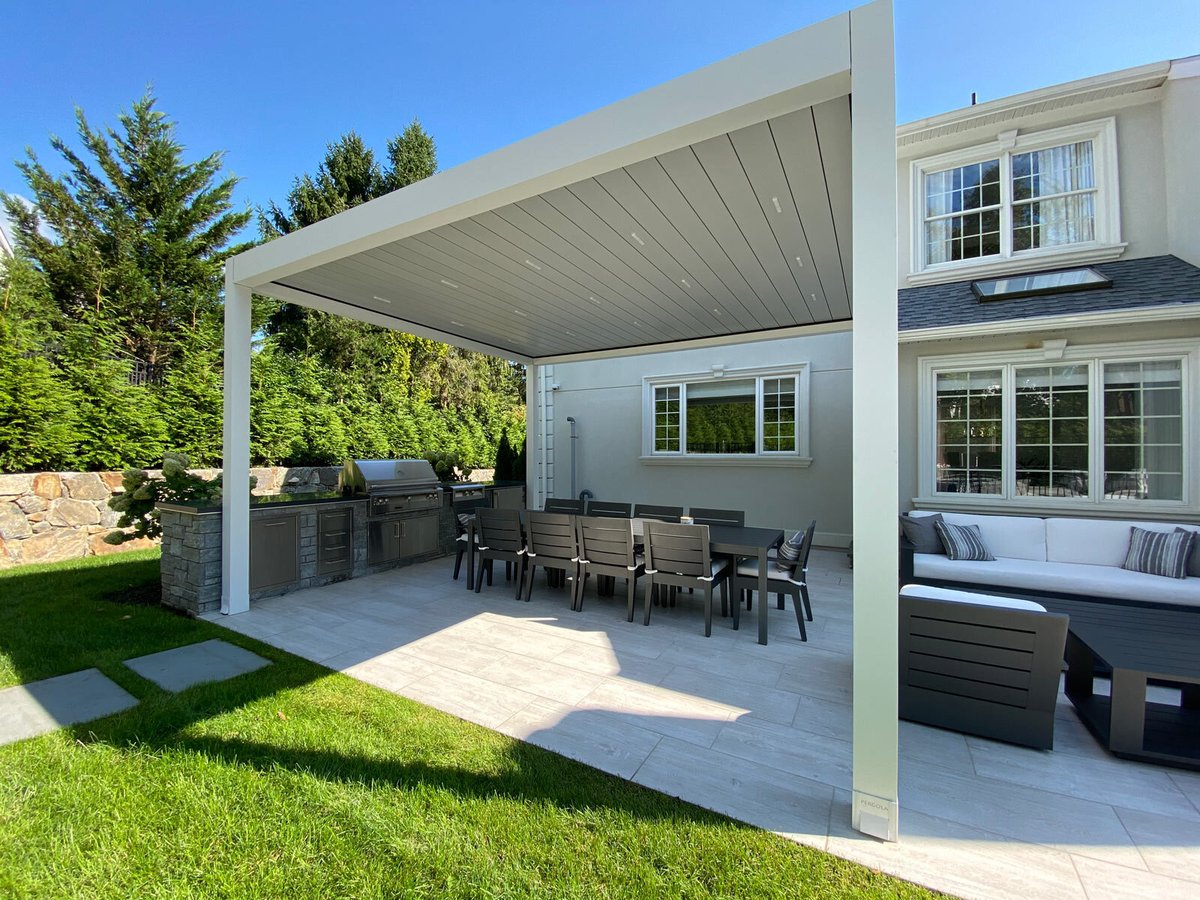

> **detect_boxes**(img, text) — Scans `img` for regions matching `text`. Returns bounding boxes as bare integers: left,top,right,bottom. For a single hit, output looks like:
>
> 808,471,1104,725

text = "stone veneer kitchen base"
159,496,457,616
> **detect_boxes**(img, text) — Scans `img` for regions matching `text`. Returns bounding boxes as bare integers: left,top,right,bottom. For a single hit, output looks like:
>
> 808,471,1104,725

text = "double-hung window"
922,341,1195,508
911,119,1121,280
645,364,810,463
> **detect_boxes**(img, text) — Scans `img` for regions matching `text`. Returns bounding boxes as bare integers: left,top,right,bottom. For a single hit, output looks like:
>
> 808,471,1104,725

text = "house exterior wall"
896,89,1173,287
1163,60,1200,267
548,330,854,547
899,315,1200,519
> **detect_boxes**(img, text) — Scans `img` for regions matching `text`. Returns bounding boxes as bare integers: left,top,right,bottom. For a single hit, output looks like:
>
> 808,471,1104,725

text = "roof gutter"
898,302,1200,344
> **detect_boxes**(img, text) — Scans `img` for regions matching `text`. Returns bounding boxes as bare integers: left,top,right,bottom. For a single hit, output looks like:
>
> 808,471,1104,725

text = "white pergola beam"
221,269,253,615
849,0,899,842
232,20,852,290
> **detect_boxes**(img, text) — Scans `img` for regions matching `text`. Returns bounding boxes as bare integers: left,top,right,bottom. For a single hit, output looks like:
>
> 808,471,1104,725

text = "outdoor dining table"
466,514,785,645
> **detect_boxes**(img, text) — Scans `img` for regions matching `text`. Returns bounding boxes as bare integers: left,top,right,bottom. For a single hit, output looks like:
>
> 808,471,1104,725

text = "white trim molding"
917,337,1200,513
907,118,1122,285
641,362,811,462
898,302,1200,344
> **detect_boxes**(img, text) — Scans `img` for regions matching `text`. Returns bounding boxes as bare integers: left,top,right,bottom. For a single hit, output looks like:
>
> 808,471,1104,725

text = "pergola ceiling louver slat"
621,158,776,331
727,121,831,322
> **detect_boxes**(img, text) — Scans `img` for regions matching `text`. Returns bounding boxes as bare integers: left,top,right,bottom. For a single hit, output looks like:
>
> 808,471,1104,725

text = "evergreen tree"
159,324,224,465
2,93,252,369
0,318,77,471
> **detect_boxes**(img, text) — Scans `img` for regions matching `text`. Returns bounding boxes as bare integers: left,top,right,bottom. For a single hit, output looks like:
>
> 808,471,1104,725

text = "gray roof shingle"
898,255,1200,332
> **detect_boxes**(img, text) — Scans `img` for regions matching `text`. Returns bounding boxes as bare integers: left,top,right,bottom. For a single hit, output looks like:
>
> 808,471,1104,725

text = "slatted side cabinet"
899,595,1069,750
317,508,354,577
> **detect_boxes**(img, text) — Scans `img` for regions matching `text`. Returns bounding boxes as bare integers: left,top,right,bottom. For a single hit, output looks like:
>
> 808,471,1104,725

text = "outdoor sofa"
900,511,1200,609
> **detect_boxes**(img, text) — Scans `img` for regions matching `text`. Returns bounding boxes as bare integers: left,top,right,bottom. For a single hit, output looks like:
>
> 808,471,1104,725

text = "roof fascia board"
896,60,1170,140
232,14,851,289
532,320,851,365
898,303,1200,344
259,281,534,364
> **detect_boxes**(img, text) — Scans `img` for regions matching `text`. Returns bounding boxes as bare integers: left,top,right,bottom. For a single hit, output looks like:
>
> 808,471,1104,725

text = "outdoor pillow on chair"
898,513,944,554
1124,527,1193,579
933,521,995,561
777,531,805,570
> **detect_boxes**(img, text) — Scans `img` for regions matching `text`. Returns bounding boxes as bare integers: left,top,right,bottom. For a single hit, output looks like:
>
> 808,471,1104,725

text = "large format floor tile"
206,549,1200,899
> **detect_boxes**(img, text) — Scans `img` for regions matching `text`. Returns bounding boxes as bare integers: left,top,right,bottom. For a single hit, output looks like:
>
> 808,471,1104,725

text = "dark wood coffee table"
1040,597,1200,770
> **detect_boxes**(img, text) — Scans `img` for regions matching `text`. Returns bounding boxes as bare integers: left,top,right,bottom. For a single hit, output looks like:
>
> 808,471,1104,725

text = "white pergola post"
221,268,252,615
525,362,542,509
849,0,899,841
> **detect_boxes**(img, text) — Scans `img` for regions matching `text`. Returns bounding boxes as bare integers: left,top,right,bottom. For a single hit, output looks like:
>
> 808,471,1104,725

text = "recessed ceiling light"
565,330,575,336
439,278,459,289
372,295,392,304
524,259,542,271
513,308,528,317
713,308,721,314
589,296,600,304
794,257,804,267
630,232,645,246
633,319,641,326
771,197,782,213
680,278,690,288
450,320,465,327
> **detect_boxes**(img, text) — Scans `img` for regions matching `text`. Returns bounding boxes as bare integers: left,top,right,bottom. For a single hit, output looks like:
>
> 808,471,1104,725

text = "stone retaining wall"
0,464,497,569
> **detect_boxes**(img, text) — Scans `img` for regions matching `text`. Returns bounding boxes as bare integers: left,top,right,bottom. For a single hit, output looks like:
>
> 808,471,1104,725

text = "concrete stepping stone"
124,639,271,692
0,668,138,746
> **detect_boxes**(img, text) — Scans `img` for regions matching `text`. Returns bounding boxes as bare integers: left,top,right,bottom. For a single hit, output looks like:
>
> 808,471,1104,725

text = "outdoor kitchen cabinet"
317,508,354,576
368,512,440,565
249,512,300,592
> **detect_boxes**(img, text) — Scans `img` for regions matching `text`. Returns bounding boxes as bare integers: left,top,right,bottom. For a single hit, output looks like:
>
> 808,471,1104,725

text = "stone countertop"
157,492,367,515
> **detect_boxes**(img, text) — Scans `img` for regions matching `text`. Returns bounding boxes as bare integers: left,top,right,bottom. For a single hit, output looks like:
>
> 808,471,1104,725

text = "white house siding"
548,330,854,548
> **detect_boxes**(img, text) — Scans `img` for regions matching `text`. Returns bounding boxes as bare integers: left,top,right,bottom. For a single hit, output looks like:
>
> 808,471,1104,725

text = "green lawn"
0,552,936,899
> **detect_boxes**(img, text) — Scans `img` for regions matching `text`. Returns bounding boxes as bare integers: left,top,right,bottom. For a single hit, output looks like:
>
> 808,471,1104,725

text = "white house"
545,54,1200,543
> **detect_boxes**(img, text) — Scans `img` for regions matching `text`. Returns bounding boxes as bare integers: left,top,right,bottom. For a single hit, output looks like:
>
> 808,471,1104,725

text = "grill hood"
340,459,440,496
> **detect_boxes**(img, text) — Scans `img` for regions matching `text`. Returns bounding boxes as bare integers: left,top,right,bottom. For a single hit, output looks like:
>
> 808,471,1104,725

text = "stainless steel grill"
342,459,444,565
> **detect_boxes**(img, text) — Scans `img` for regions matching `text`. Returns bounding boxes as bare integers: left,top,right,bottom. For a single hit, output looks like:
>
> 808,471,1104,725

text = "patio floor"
203,549,1200,899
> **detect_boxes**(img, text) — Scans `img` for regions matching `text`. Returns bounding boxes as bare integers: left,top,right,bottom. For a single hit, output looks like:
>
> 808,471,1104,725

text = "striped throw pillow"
777,531,805,570
457,513,474,528
933,521,995,561
1174,528,1200,577
1124,527,1193,579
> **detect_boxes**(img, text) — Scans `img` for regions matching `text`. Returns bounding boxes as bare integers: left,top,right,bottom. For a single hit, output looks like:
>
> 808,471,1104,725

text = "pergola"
222,0,898,840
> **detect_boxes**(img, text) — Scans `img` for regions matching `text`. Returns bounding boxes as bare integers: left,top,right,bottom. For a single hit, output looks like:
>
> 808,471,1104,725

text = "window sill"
912,495,1197,520
907,242,1127,287
640,455,812,468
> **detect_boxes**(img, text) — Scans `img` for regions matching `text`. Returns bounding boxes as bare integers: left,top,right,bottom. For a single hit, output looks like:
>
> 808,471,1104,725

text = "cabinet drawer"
319,509,353,533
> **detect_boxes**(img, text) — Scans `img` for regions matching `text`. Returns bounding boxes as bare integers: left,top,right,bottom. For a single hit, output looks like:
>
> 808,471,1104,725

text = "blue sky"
3,0,1198,241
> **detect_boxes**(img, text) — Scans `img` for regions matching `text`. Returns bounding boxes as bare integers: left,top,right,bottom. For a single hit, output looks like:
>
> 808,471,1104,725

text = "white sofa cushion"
900,584,1046,612
913,554,1200,608
910,511,1046,561
1044,517,1180,566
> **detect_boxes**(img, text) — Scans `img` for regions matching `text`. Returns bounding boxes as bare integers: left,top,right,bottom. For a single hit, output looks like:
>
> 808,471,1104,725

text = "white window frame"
641,363,811,467
917,338,1199,513
908,118,1124,285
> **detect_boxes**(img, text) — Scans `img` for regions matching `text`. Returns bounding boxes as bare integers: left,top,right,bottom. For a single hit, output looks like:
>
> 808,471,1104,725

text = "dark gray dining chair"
522,511,579,603
688,507,745,527
731,520,816,641
474,508,527,601
574,515,644,619
452,496,491,584
544,498,585,514
633,504,684,523
586,500,632,518
642,521,730,637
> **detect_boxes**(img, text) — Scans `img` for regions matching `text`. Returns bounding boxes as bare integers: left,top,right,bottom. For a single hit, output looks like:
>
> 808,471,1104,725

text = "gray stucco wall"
548,330,853,547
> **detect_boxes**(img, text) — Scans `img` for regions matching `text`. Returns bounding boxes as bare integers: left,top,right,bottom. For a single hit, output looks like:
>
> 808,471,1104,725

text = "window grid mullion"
1089,361,1103,503
1002,365,1016,500
1000,153,1013,259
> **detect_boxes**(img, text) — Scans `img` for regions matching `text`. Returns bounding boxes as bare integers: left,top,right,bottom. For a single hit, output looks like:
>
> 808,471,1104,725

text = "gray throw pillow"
1124,527,1192,579
1175,528,1200,577
777,530,805,570
899,513,945,554
933,521,995,561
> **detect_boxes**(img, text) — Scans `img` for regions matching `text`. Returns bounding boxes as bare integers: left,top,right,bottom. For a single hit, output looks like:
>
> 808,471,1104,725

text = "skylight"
971,267,1111,301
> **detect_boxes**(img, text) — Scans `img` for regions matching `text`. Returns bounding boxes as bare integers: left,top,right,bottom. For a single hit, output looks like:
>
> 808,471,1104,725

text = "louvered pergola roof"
229,13,857,363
